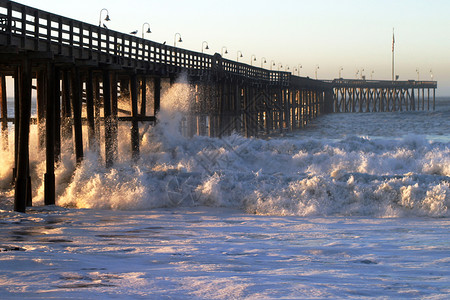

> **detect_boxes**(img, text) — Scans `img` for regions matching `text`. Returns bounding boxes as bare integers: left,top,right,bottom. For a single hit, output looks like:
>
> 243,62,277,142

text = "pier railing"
0,0,297,87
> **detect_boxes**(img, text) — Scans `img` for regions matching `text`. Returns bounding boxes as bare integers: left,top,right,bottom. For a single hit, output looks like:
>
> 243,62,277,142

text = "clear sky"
12,0,450,96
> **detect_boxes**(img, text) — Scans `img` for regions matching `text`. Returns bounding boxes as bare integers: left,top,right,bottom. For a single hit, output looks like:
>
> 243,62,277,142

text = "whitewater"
0,79,449,298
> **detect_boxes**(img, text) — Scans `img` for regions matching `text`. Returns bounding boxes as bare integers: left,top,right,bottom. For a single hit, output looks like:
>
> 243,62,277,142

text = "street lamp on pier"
370,70,374,80
261,57,267,68
315,65,319,79
416,68,420,81
250,55,256,66
237,51,243,62
174,33,182,47
430,69,434,81
339,66,343,79
202,41,209,53
278,63,283,71
142,22,151,39
99,8,110,27
221,46,228,56
270,60,276,70
297,64,302,76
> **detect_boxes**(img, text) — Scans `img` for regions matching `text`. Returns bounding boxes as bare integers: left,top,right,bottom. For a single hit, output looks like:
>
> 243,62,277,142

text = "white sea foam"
0,78,449,217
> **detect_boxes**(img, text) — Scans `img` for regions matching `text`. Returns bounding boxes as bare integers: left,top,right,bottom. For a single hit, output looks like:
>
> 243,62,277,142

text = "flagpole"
392,28,395,81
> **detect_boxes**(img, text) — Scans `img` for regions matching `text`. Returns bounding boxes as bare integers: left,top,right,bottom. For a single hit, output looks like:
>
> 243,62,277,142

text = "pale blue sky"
14,0,450,95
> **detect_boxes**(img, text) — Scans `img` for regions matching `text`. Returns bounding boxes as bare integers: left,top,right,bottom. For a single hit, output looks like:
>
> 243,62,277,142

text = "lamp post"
339,66,343,79
250,55,256,66
221,46,228,56
285,65,290,74
430,69,433,81
297,64,302,76
237,51,243,62
260,57,267,68
278,63,283,71
371,70,374,80
202,41,209,53
315,65,319,80
360,68,365,79
416,68,420,81
270,60,276,70
355,69,359,79
174,33,182,47
99,8,110,27
142,22,151,39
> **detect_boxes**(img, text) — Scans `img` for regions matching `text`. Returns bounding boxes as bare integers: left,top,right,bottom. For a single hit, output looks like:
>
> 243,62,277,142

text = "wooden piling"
44,63,56,205
14,59,32,212
61,69,72,142
85,69,97,151
102,69,114,167
0,74,8,150
71,67,83,163
36,70,46,150
130,73,140,161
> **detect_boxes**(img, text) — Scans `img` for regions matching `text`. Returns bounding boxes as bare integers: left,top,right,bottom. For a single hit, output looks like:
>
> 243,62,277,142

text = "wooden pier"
0,1,437,212
331,79,437,113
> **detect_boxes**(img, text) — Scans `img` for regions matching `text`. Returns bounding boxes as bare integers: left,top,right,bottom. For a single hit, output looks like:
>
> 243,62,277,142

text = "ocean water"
0,80,448,298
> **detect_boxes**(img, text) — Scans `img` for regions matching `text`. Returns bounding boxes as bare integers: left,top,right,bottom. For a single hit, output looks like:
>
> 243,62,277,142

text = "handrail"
0,0,293,86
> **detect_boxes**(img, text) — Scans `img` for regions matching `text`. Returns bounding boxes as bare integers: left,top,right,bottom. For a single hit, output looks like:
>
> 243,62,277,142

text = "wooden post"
15,59,32,212
130,73,140,161
0,74,8,150
54,68,61,162
103,69,114,167
44,63,56,206
61,69,72,142
71,67,83,163
141,76,147,116
154,77,161,116
85,69,97,151
36,70,46,150
93,76,101,145
111,72,118,162
13,66,19,181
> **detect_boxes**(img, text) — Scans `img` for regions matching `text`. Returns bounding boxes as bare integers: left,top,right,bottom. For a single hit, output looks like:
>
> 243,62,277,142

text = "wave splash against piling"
0,75,449,217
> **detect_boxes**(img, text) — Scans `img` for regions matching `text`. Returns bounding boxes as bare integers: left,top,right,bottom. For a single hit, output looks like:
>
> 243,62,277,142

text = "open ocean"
0,81,448,299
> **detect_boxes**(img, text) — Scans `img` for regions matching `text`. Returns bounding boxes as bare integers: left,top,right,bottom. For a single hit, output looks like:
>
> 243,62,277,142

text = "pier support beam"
85,69,97,151
44,63,56,206
103,69,114,167
14,59,32,212
71,67,83,164
0,74,8,150
130,73,140,161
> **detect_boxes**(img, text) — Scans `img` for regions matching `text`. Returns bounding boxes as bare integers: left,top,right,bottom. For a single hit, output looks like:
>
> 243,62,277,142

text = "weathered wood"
13,66,19,182
61,69,72,142
54,68,61,162
0,74,8,150
140,76,147,116
85,69,97,151
102,69,114,167
154,77,161,116
36,70,46,149
14,59,32,212
71,67,83,163
130,73,140,161
44,63,56,206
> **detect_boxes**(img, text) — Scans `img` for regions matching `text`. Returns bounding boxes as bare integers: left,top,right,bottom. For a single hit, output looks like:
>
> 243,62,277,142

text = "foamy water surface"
0,80,449,298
